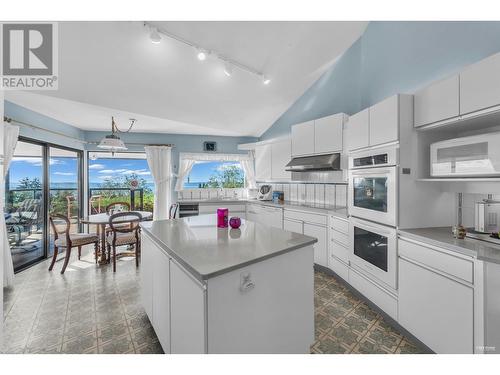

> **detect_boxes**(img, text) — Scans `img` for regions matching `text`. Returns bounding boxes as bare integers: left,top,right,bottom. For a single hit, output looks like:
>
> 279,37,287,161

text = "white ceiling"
6,21,368,137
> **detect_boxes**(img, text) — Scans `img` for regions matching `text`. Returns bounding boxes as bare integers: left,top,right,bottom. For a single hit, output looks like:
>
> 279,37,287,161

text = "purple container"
217,208,229,228
229,216,241,229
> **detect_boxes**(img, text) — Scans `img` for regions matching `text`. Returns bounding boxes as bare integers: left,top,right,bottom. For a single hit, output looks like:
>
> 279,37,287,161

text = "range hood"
285,153,341,172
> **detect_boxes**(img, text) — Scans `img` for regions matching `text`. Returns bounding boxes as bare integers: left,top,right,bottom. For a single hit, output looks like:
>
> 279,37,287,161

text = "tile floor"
311,271,427,354
2,246,427,354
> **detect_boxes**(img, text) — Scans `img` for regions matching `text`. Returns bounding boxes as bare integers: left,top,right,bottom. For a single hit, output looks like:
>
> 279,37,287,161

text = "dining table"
80,211,153,263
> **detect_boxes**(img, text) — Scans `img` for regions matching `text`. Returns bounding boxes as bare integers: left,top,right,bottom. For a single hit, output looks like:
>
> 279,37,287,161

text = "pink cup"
217,208,229,228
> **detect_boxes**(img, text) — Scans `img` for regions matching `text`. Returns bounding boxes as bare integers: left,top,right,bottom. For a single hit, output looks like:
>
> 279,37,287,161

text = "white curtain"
175,152,253,191
240,151,257,189
145,146,172,221
175,158,195,192
2,124,19,287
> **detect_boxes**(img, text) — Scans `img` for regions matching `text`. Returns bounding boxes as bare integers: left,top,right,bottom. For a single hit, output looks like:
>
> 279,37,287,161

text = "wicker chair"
49,214,99,274
106,211,142,272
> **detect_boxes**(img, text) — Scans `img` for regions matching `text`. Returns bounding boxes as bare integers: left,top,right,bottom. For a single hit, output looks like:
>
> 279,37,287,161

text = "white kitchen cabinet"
271,139,291,180
303,222,328,267
314,113,345,154
369,95,399,146
140,233,154,320
283,218,303,234
246,203,283,229
255,143,272,181
170,260,206,354
347,108,369,151
399,257,474,353
414,75,460,127
460,52,500,115
291,120,315,156
152,244,171,353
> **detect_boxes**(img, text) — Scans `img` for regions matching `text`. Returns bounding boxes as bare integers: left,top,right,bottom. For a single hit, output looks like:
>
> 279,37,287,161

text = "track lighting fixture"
262,75,271,85
197,49,207,61
149,28,162,44
223,62,233,77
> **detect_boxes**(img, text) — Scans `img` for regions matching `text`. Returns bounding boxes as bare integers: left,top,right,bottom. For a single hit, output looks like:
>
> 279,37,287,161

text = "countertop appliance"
475,200,500,233
285,153,341,172
257,185,273,201
430,131,500,177
348,146,398,227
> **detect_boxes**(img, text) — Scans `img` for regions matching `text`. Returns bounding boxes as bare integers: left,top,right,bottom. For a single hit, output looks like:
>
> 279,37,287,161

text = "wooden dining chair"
169,203,179,219
106,211,142,272
101,202,132,235
49,214,99,274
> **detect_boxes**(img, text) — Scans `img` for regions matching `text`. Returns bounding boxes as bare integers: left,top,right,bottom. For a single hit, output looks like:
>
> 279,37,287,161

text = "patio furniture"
106,211,142,272
49,214,100,274
5,199,42,247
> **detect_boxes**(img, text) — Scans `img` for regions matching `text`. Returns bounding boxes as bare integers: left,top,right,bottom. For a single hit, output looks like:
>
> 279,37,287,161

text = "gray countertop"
398,227,500,264
177,198,348,218
140,214,317,281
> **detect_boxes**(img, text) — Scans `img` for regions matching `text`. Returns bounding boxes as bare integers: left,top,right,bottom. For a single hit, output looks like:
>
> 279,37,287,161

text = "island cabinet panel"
140,234,154,320
170,261,206,354
398,257,474,354
152,246,171,354
206,246,314,353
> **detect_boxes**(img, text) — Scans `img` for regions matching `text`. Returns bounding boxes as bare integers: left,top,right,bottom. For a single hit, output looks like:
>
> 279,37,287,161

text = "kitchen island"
140,214,317,354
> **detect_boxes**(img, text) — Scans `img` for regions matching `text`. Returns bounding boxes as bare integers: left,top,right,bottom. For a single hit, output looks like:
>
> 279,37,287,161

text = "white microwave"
430,132,500,177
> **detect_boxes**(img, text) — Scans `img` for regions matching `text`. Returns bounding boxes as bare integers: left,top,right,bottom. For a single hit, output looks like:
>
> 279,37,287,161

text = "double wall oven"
348,146,399,290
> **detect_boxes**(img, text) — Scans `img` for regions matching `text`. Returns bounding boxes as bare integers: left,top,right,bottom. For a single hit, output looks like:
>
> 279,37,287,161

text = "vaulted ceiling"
6,21,368,137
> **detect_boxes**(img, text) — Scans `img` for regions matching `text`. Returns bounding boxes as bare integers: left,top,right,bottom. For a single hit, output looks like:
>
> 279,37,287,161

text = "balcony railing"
88,187,145,214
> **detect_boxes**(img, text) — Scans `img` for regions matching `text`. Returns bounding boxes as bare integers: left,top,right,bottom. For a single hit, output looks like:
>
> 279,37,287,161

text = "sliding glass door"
3,138,83,272
5,140,46,271
48,147,83,256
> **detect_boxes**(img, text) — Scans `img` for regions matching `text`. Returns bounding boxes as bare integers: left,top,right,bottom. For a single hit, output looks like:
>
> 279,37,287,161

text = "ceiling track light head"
262,75,271,85
149,28,162,44
223,61,233,77
196,48,208,61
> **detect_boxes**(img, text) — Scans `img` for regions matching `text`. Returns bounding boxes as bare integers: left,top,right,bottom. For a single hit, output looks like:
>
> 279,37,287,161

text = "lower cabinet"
246,204,283,229
152,244,171,353
398,257,474,354
398,237,475,354
303,223,328,267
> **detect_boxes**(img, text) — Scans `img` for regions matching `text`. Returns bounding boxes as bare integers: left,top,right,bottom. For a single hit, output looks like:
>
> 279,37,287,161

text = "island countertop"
140,214,317,281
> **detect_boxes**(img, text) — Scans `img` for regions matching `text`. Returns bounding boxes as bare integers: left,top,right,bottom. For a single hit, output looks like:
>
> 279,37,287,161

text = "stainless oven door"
349,217,397,289
348,166,397,227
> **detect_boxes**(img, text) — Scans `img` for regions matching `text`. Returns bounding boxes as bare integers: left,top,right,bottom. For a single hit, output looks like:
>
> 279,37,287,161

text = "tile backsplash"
178,188,247,201
260,182,348,207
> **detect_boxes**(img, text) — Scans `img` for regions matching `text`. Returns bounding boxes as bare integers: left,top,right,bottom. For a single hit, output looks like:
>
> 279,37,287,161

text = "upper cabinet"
271,139,292,180
255,139,291,181
414,75,460,127
460,52,500,115
314,113,345,154
255,143,272,181
413,52,500,129
291,114,347,157
347,108,369,151
347,94,410,152
291,120,315,156
369,95,399,146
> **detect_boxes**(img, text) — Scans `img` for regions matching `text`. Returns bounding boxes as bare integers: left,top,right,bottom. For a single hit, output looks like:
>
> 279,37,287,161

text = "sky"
186,161,242,183
89,158,153,185
8,156,242,189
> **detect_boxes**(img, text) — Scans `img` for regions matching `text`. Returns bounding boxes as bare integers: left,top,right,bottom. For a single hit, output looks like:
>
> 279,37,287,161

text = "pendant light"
98,117,134,151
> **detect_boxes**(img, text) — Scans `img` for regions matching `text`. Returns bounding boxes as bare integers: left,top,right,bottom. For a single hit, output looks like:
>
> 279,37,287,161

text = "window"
183,161,245,189
88,151,153,213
